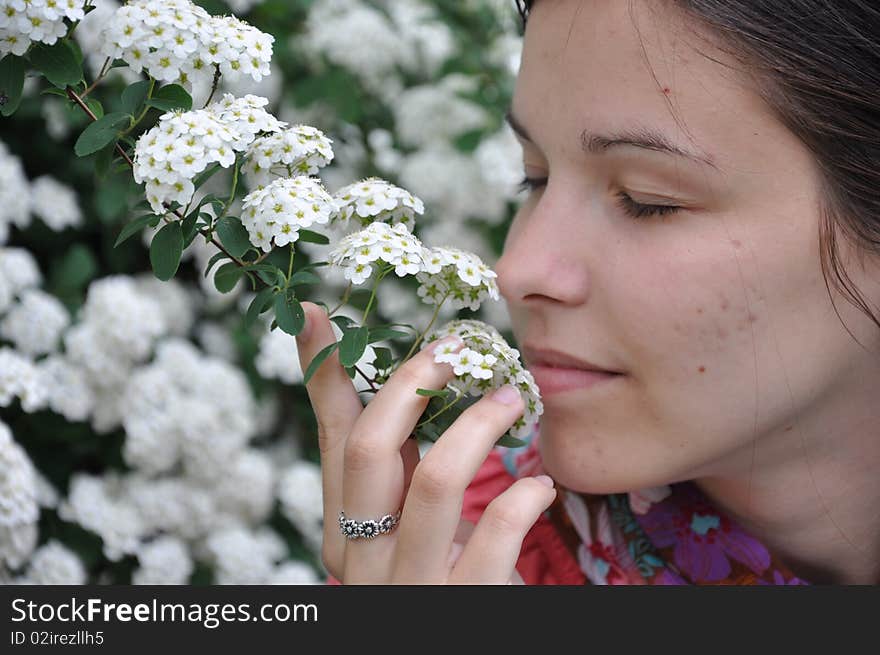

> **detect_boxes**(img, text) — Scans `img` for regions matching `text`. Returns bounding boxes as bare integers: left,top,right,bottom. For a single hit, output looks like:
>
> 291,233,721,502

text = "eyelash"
517,176,681,220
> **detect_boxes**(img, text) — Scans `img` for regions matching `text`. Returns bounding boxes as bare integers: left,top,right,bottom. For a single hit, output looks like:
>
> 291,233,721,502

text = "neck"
694,399,880,585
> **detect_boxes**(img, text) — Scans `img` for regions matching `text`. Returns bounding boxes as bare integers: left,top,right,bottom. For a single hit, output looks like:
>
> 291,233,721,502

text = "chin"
536,418,664,495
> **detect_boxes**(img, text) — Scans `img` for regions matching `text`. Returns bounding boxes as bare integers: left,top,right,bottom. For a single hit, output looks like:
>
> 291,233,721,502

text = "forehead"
512,0,773,165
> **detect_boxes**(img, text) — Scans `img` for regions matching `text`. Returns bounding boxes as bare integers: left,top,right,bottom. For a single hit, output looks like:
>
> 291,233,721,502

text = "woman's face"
495,0,880,494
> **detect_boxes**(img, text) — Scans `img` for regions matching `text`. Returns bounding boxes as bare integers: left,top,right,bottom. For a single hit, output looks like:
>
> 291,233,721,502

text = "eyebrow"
505,110,717,169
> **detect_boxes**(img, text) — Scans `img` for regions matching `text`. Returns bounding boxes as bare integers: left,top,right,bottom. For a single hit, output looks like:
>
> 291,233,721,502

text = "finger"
400,438,421,499
446,519,476,568
295,301,365,573
449,476,556,584
392,385,527,582
341,335,463,581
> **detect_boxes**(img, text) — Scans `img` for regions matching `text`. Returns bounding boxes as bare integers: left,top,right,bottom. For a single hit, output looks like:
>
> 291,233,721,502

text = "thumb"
295,301,364,445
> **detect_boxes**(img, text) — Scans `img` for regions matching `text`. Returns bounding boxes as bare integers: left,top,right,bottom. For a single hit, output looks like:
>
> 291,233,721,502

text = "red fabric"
325,448,584,585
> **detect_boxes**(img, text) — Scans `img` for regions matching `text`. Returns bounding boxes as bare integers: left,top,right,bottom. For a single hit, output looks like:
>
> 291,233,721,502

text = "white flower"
25,541,87,585
204,526,283,585
30,176,83,231
243,125,334,188
0,420,39,568
0,348,48,412
133,536,193,585
240,176,335,252
0,247,41,298
255,326,303,385
0,0,85,57
422,319,543,441
416,246,500,312
133,94,284,214
211,449,275,524
331,177,424,232
392,76,490,148
0,142,31,243
270,561,319,585
99,0,273,90
277,460,322,543
328,221,426,284
58,473,146,561
37,356,95,422
0,289,69,356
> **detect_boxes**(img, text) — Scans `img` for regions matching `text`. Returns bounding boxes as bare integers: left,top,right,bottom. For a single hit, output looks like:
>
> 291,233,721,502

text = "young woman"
295,0,880,585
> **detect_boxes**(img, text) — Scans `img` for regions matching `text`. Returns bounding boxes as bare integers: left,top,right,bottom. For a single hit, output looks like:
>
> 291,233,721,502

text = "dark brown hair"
515,0,880,340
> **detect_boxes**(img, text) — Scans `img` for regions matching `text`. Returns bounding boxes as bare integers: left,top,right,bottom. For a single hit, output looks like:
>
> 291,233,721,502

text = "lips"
521,344,624,395
521,344,622,374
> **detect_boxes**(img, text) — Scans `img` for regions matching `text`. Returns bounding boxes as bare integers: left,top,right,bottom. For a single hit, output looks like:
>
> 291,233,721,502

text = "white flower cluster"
424,319,543,441
21,540,86,585
331,177,424,232
242,125,334,188
99,0,273,89
0,347,48,412
30,176,83,231
0,0,86,56
121,339,257,480
277,461,323,553
0,142,32,245
240,176,335,252
59,474,146,561
132,535,192,585
328,221,426,285
204,526,294,585
134,94,284,214
417,246,500,312
0,288,69,356
0,421,39,569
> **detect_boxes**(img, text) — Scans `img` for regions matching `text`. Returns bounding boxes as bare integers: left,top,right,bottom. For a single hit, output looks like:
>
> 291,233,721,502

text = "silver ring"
338,509,401,540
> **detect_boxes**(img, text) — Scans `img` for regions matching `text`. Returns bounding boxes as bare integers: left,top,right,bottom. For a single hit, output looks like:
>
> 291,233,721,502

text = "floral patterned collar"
505,426,809,585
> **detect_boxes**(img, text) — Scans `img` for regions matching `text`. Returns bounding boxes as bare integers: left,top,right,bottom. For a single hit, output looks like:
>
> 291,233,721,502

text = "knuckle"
484,497,529,535
411,460,459,504
343,434,385,473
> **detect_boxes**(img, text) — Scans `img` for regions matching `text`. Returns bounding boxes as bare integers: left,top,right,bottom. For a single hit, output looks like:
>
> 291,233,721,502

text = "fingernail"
534,475,554,488
491,384,521,405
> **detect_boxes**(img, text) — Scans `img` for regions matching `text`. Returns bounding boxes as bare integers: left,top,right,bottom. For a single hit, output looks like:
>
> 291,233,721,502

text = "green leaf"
274,293,305,336
28,41,82,88
95,175,130,222
345,365,357,379
50,244,97,294
214,262,243,293
204,251,227,277
110,58,129,70
216,216,251,258
114,213,160,247
339,325,369,367
328,315,357,334
245,287,275,328
120,79,152,116
303,341,339,386
372,346,394,371
181,208,201,247
85,97,104,119
145,83,192,112
94,142,115,179
0,54,26,117
288,269,321,288
496,435,527,449
149,221,183,281
193,163,222,190
415,388,451,398
74,112,129,157
296,228,330,245
367,327,410,343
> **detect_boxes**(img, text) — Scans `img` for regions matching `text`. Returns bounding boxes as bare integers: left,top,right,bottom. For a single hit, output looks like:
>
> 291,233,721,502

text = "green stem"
81,56,111,98
328,282,353,316
400,291,450,365
285,247,295,289
361,265,392,323
203,65,221,108
120,78,156,137
415,379,474,429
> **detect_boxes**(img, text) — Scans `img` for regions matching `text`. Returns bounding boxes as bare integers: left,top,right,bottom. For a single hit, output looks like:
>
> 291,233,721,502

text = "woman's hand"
295,301,556,584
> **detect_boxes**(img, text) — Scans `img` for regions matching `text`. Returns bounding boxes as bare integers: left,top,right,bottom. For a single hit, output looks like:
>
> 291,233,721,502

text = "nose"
494,186,592,308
